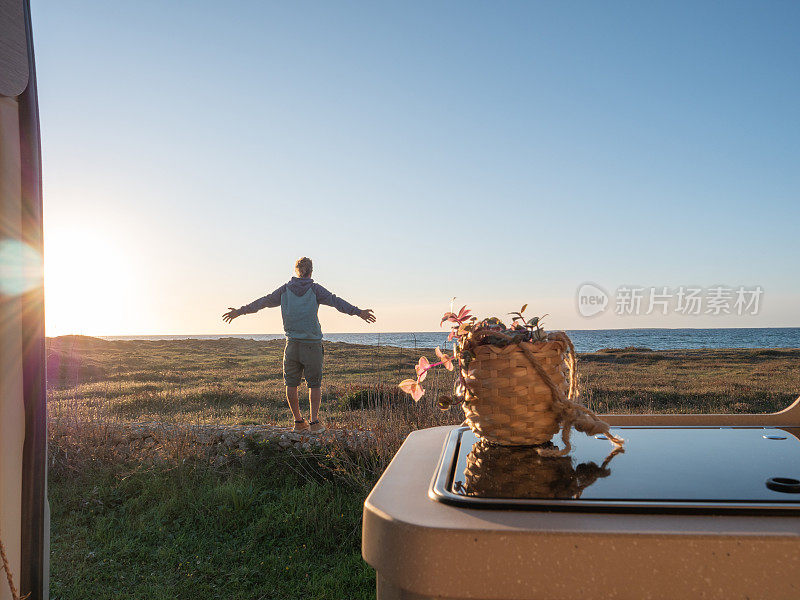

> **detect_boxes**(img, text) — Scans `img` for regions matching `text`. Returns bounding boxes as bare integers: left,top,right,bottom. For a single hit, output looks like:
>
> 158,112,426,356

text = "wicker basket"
461,334,573,446
459,440,615,499
460,331,624,453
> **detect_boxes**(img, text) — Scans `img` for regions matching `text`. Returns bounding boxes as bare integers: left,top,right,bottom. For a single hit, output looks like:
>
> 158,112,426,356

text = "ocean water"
103,328,800,353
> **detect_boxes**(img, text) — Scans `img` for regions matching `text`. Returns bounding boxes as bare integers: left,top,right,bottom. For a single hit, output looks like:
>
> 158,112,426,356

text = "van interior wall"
0,95,25,600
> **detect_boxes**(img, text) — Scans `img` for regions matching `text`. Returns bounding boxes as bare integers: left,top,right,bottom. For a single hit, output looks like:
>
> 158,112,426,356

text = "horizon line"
43,324,800,339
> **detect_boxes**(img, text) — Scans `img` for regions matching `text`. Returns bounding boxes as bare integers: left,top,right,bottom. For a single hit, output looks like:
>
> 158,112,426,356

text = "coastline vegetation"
48,336,800,599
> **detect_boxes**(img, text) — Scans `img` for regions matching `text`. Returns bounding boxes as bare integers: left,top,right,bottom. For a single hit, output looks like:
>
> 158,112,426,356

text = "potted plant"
399,304,623,455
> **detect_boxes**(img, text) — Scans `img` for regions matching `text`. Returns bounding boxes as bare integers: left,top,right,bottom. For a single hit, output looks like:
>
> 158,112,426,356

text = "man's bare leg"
309,387,322,423
285,386,303,421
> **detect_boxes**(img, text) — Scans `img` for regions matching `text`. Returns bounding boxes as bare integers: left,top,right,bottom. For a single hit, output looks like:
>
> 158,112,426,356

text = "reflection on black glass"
454,440,623,499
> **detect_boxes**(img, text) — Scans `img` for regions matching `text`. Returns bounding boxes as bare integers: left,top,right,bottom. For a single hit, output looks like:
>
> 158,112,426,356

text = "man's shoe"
293,419,310,432
309,420,326,433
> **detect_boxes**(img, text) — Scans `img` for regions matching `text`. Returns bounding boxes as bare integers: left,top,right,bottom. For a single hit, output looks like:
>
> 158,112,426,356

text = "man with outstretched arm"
222,257,376,432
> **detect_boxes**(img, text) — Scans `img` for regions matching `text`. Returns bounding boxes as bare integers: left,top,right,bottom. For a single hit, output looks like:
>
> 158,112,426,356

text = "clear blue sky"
32,1,799,335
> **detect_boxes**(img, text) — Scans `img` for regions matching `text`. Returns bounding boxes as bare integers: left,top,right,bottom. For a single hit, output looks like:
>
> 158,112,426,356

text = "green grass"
49,447,377,600
47,336,800,599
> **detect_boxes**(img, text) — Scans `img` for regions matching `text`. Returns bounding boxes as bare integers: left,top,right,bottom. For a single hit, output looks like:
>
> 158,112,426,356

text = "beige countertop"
363,424,800,600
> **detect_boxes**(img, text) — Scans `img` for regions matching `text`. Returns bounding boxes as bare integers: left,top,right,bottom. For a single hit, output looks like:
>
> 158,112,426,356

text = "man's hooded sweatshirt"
237,277,361,341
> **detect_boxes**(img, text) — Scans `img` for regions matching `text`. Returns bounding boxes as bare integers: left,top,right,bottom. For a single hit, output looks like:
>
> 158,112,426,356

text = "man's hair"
295,257,313,278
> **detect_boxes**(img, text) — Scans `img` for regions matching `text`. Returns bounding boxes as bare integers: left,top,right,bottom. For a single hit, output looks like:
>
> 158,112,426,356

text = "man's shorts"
283,339,324,388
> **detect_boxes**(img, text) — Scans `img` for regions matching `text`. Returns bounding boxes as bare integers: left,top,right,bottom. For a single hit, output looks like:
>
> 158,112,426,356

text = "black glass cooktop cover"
430,427,800,513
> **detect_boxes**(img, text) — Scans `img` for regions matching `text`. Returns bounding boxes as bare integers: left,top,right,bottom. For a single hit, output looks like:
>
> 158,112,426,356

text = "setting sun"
44,225,146,336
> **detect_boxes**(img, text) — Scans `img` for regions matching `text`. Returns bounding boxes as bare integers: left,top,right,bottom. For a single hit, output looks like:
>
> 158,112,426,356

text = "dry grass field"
47,335,800,432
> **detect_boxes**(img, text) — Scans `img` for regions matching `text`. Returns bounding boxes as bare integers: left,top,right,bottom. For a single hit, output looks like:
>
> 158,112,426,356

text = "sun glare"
44,227,143,337
0,239,43,296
